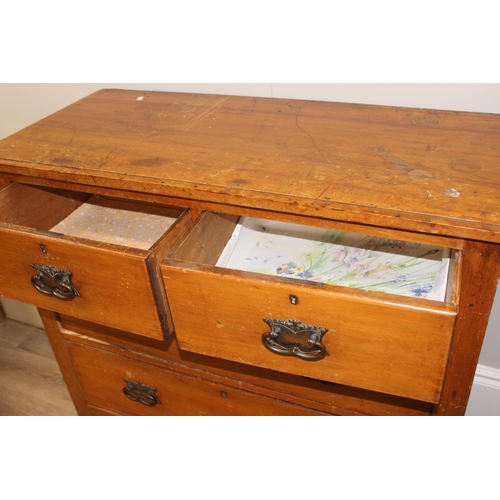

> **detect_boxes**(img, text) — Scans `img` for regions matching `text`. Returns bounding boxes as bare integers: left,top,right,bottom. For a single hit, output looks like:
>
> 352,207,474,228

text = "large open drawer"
0,182,189,340
161,212,460,403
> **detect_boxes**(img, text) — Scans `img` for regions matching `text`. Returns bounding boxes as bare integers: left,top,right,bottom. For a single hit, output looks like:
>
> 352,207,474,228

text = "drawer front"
161,265,457,403
58,314,433,416
66,341,328,416
0,226,166,339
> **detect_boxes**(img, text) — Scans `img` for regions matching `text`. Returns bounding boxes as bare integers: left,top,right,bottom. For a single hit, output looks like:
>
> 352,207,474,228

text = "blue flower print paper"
216,218,450,301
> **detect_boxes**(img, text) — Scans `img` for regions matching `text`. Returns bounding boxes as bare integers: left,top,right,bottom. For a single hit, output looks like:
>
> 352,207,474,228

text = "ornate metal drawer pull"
123,379,159,407
30,264,80,301
262,318,329,361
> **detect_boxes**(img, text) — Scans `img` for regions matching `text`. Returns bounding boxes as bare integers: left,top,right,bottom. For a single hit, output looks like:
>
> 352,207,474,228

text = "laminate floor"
0,317,77,416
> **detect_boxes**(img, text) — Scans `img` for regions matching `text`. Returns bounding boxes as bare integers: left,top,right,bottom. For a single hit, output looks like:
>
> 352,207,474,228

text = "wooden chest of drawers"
1,89,499,415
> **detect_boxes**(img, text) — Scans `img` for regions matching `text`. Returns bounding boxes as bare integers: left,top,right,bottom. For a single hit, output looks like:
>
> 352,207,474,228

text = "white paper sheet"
217,217,450,301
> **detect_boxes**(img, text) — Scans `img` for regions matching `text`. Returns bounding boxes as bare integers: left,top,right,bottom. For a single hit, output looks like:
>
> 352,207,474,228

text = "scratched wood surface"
0,89,499,242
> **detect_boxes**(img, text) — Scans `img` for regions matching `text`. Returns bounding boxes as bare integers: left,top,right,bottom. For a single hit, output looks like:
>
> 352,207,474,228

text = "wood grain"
1,89,499,242
66,340,329,416
0,182,89,229
433,240,500,414
171,211,239,264
1,89,499,415
162,263,456,403
37,309,89,415
58,314,432,415
0,225,167,339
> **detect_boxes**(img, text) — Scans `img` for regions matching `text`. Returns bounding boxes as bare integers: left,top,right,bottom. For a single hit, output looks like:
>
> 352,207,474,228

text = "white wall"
1,83,499,414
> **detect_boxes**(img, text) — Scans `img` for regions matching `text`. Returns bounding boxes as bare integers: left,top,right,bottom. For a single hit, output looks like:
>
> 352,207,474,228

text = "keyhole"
40,244,47,254
289,294,298,305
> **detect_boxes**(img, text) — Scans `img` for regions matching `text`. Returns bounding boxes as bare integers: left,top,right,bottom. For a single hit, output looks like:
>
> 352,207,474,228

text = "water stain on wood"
385,156,414,173
130,157,168,167
51,157,71,164
230,179,249,186
408,169,434,181
364,168,409,185
412,115,439,127
448,156,482,173
373,146,389,156
372,146,432,182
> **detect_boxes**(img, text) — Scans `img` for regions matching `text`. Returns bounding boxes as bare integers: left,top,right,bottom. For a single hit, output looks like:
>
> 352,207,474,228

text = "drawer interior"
162,212,459,402
0,183,185,251
0,182,189,339
170,211,458,304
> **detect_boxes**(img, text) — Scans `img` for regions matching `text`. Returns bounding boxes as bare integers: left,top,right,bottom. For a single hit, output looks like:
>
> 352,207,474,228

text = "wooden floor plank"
18,328,59,361
0,318,77,416
0,320,37,349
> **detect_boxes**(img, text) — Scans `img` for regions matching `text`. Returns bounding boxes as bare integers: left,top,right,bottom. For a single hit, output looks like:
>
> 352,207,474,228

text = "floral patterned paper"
217,218,450,301
51,197,176,250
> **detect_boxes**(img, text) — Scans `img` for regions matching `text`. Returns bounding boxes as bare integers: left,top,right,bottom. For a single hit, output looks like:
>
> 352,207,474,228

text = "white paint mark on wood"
445,188,462,198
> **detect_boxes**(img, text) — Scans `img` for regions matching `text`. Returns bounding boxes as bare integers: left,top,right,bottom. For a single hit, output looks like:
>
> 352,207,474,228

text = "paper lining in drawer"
216,217,451,301
50,195,176,250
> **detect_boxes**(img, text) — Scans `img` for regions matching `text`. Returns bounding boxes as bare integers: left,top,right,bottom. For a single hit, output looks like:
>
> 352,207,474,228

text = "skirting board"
465,365,500,416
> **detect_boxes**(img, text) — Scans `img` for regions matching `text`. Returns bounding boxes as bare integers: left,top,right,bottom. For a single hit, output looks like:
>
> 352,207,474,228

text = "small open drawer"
161,212,460,403
0,183,190,340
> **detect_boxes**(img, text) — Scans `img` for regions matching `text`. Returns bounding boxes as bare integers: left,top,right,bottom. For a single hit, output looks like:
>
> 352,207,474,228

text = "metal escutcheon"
30,263,80,301
262,318,329,361
123,380,160,407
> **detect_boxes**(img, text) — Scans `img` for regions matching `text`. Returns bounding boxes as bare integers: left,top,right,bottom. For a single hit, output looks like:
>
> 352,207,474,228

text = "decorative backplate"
30,263,80,301
123,379,159,407
262,318,329,361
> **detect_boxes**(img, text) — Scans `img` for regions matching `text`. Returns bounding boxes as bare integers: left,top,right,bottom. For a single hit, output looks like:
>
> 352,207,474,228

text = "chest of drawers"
1,89,499,415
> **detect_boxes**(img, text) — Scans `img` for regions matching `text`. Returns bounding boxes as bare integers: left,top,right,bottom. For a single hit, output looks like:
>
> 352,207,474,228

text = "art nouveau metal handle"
262,318,329,361
30,263,80,301
123,380,159,407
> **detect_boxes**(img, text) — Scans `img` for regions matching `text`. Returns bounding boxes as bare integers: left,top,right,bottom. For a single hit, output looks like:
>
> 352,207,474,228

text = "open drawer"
0,182,190,340
161,212,460,403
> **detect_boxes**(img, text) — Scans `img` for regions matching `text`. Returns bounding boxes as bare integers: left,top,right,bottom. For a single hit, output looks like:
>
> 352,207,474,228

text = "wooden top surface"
0,88,499,242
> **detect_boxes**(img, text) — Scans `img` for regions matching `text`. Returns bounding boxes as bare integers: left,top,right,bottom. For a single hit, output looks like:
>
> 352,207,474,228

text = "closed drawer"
161,212,460,403
66,341,328,416
0,183,189,340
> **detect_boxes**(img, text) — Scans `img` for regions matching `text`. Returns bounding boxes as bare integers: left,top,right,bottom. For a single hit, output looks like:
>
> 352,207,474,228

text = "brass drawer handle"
123,379,160,407
30,263,80,301
262,319,329,361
